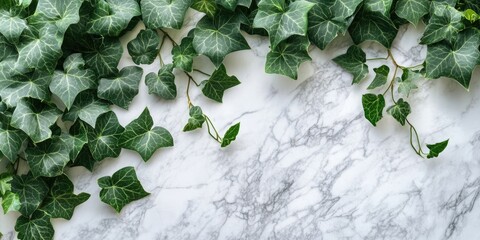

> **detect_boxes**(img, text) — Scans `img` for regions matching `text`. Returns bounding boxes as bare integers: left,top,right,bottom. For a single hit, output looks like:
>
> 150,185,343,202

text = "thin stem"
159,29,178,46
366,56,389,61
406,119,425,156
186,76,193,108
193,69,211,77
158,35,167,67
204,118,222,143
185,72,200,86
204,115,222,142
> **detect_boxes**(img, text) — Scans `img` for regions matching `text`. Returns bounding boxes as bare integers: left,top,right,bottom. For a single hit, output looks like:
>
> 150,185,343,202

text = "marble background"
2,11,480,240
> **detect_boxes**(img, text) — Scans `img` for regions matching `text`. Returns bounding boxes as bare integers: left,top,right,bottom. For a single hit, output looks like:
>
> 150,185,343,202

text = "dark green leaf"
221,122,240,147
307,2,348,50
201,64,241,102
0,113,26,162
87,0,141,36
368,65,389,89
183,106,206,132
348,9,398,48
87,111,125,162
11,173,48,216
394,0,429,25
0,7,27,42
426,139,449,158
141,0,193,29
0,70,52,108
15,211,54,240
127,29,161,65
420,3,464,45
172,35,197,72
29,0,83,33
63,90,111,128
145,64,177,100
333,45,368,84
362,94,385,126
98,66,143,109
24,135,72,177
265,36,311,79
84,37,123,78
386,98,411,125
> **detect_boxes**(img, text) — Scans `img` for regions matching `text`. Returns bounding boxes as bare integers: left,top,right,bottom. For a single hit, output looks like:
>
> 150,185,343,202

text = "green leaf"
307,2,348,50
363,0,393,15
425,29,480,89
394,0,429,25
368,65,389,89
71,146,97,172
386,98,411,126
120,108,173,161
98,66,143,109
145,64,177,100
201,64,241,102
221,122,240,147
0,70,52,108
0,7,27,42
63,90,111,128
254,0,315,48
11,173,48,216
84,37,123,77
65,121,89,160
50,53,97,110
172,35,197,72
265,36,311,79
192,0,217,18
87,111,125,162
24,135,72,177
183,106,206,131
41,175,90,220
464,9,480,23
397,69,420,97
362,94,385,126
141,0,193,29
0,173,13,196
127,29,161,65
0,113,26,162
98,166,150,212
29,0,83,33
420,3,465,45
333,45,369,84
87,0,141,36
11,98,61,143
348,9,398,48
193,11,250,67
426,139,449,158
15,211,54,240
2,191,21,213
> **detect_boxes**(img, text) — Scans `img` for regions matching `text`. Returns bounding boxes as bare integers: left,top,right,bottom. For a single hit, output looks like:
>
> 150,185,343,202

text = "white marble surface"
2,12,480,240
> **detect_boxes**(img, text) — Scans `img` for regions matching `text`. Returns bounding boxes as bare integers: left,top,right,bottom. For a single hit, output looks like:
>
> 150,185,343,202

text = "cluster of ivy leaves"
0,0,479,239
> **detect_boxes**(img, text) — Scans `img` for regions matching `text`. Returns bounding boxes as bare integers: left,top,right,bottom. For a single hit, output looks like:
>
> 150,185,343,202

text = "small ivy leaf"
29,0,83,33
24,135,73,178
265,36,311,79
98,66,143,109
84,37,123,78
15,211,54,240
221,122,240,147
464,9,479,23
11,172,49,216
254,0,315,48
362,94,385,126
63,90,111,128
50,53,97,110
425,29,480,89
0,6,28,42
201,64,241,103
368,65,389,89
386,98,411,126
11,98,62,143
0,70,52,108
98,166,150,212
348,9,398,48
192,0,217,18
41,175,90,220
87,0,141,37
87,111,125,162
193,10,250,67
394,0,429,25
120,108,174,161
172,35,197,72
145,64,177,100
2,191,21,213
426,139,449,158
127,29,161,65
0,113,26,162
0,172,13,196
397,69,420,97
363,0,393,15
420,3,464,45
141,0,193,29
183,106,206,132
333,45,369,84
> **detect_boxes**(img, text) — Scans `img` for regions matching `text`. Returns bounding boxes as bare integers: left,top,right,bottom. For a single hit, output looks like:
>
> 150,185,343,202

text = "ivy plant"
1,0,479,239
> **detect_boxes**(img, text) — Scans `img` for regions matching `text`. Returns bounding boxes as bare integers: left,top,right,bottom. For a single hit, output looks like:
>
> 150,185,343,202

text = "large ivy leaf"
425,29,480,89
221,122,240,147
254,0,315,48
24,135,72,177
63,90,111,128
368,65,389,89
2,191,20,213
98,166,150,212
0,7,27,42
394,0,429,25
265,36,311,79
50,53,97,110
29,0,83,33
201,64,241,103
172,35,197,72
98,66,143,109
183,106,206,132
192,0,217,18
0,70,52,108
127,29,161,65
141,0,193,29
145,64,177,100
386,98,411,126
11,173,48,216
307,2,347,50
348,9,398,48
362,94,385,126
420,3,464,45
87,0,141,36
87,111,125,162
0,113,26,162
84,37,123,78
120,108,173,161
11,98,61,143
15,211,54,240
193,11,250,67
426,139,449,158
333,45,369,84
41,175,90,220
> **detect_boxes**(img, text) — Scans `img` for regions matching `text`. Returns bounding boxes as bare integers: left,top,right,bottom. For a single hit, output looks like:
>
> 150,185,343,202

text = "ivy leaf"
307,2,348,50
0,7,27,42
63,90,111,128
397,69,419,97
2,191,21,213
172,35,197,72
98,66,143,109
183,106,206,132
65,121,89,160
394,0,429,25
41,175,90,220
333,45,368,84
120,108,174,161
98,166,150,212
87,0,141,36
29,0,83,33
425,29,480,89
348,9,397,48
265,36,311,79
426,139,449,158
368,65,389,89
420,3,464,45
84,37,123,78
386,98,411,126
221,122,240,147
0,113,26,162
141,0,193,29
192,0,217,18
201,64,241,103
11,98,61,143
71,145,96,172
145,64,177,100
363,0,393,15
0,173,13,196
362,94,385,126
87,111,125,162
50,53,97,110
127,29,161,65
0,70,52,108
15,211,54,240
11,173,48,216
24,135,72,177
193,11,250,67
